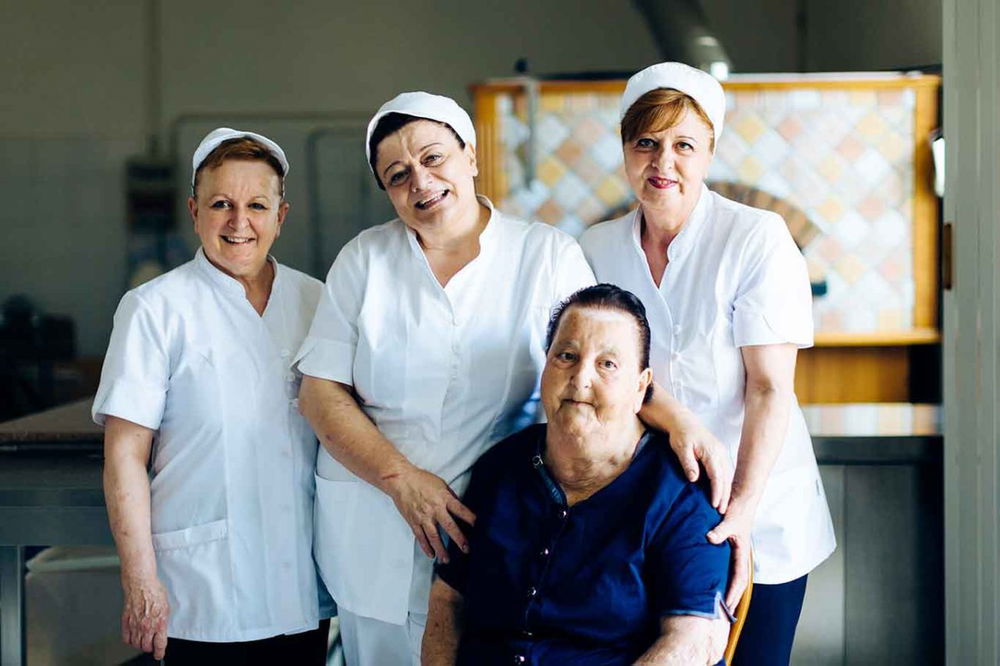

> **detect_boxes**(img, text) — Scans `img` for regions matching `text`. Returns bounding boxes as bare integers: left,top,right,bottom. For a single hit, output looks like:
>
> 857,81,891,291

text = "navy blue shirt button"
514,656,526,664
541,547,550,557
523,629,534,638
528,586,538,598
559,509,568,519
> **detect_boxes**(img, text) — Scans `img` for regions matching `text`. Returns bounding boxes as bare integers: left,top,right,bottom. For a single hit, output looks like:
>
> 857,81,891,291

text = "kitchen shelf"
814,328,942,347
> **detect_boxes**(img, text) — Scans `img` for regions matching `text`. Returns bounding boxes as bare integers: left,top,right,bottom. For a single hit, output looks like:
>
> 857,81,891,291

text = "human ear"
635,367,653,411
187,196,199,229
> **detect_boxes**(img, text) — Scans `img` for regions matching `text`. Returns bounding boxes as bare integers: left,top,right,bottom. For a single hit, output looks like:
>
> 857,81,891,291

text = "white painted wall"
0,0,941,356
1,1,145,357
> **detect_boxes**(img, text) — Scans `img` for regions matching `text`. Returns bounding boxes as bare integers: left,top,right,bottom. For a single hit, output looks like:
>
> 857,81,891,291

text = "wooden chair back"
723,552,754,665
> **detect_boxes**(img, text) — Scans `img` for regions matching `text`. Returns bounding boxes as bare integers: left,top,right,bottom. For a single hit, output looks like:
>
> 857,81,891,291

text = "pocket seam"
152,518,228,551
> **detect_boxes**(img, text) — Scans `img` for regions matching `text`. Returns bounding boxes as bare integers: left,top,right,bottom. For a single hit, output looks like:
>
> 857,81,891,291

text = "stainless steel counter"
0,398,102,452
0,400,107,666
805,402,942,465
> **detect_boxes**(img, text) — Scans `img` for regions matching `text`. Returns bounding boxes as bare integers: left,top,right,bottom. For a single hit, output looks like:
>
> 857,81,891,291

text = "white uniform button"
280,349,291,358
671,352,681,361
673,325,682,335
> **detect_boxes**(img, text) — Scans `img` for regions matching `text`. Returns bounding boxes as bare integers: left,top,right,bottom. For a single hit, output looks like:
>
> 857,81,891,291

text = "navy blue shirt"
436,424,731,666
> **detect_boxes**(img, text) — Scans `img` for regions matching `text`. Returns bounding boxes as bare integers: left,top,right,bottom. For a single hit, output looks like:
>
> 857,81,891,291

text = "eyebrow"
381,142,445,178
207,193,272,201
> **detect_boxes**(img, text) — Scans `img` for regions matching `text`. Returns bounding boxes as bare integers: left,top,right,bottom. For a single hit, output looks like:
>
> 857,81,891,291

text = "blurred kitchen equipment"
0,296,77,421
632,0,732,79
930,129,944,197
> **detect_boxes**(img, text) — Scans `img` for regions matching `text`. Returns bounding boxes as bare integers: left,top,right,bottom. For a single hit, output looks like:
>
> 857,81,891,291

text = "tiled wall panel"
495,86,920,334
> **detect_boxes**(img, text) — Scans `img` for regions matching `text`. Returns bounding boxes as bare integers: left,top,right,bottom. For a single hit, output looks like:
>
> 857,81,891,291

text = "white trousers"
338,608,427,666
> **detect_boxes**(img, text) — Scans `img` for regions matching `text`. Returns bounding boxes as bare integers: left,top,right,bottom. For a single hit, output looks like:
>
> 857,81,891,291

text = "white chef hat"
364,91,477,176
620,62,726,141
191,127,289,190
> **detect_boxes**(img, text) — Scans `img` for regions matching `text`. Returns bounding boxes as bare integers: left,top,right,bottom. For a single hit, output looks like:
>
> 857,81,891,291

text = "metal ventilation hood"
632,0,732,79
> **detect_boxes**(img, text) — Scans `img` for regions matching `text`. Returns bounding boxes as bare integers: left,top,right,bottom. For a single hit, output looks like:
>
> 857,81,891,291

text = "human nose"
228,205,251,229
410,164,434,192
653,146,673,172
569,360,595,390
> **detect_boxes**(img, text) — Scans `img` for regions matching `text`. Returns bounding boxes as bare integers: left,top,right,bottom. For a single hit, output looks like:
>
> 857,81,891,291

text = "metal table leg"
0,546,25,666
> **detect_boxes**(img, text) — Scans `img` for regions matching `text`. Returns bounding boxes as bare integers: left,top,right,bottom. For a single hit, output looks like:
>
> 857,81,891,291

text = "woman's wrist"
727,482,764,518
639,382,686,433
120,557,159,584
378,458,418,497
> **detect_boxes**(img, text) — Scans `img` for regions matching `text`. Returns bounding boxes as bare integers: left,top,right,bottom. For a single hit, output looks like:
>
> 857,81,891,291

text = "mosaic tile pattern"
494,86,918,334
498,92,629,239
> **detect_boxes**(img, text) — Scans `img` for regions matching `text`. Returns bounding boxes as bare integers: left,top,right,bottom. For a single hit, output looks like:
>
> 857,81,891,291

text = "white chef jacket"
579,186,836,585
92,248,326,641
295,196,595,624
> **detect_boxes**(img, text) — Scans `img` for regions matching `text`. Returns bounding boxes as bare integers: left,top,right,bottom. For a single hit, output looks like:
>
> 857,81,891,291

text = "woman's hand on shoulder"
383,465,476,563
667,411,733,513
120,572,169,660
640,382,732,512
707,498,754,610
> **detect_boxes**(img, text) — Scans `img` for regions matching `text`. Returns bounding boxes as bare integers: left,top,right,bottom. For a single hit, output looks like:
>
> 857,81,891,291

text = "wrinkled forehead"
376,119,460,158
195,158,283,196
553,306,642,346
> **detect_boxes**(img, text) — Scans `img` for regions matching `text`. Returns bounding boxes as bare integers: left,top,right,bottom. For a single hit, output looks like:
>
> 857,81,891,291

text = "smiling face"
373,119,479,229
623,110,714,222
188,159,288,282
541,306,653,441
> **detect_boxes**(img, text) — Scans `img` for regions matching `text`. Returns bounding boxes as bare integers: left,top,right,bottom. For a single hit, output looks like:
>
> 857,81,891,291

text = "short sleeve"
293,239,366,384
92,291,169,429
551,237,597,306
646,483,731,619
732,214,814,348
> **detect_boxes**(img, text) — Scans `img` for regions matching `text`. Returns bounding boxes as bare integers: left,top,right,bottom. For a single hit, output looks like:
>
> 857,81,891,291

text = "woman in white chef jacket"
95,129,332,664
579,62,837,666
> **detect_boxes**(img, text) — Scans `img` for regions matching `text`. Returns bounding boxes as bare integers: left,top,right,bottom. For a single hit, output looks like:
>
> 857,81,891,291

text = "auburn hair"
193,137,285,197
620,88,715,152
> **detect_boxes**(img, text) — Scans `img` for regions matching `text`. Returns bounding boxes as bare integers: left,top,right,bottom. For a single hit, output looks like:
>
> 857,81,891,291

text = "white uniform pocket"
313,474,414,625
152,519,235,638
152,519,227,551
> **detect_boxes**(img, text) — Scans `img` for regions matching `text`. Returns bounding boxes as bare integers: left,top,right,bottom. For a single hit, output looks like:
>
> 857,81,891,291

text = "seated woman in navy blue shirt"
423,284,733,665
